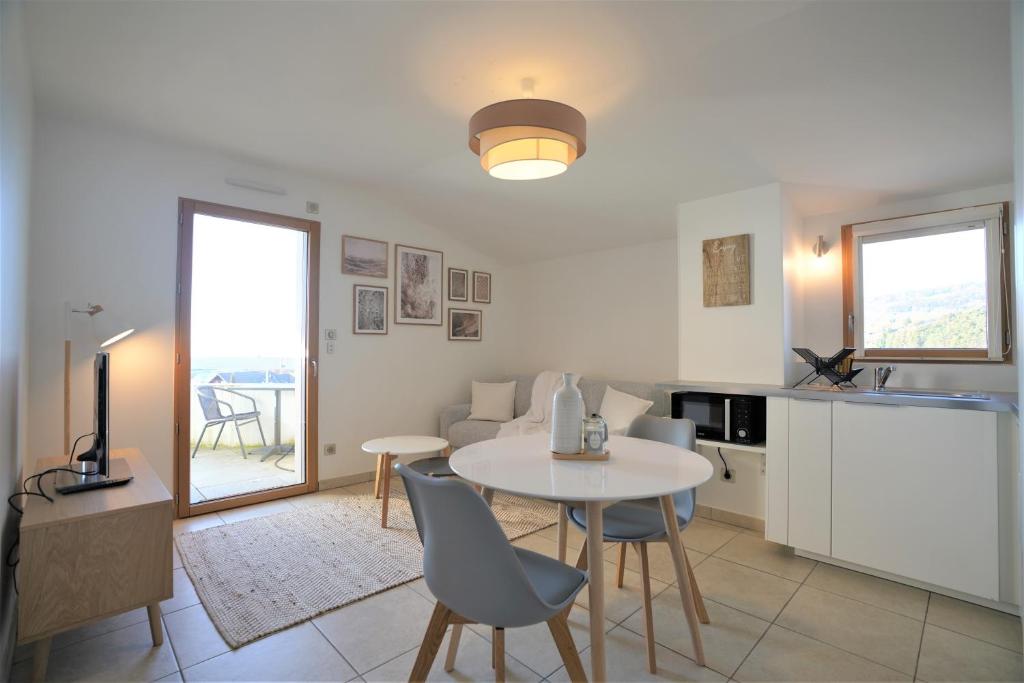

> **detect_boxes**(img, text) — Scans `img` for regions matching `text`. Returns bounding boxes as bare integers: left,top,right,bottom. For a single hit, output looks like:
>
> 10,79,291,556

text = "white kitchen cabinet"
764,397,789,544
831,401,999,600
787,398,832,556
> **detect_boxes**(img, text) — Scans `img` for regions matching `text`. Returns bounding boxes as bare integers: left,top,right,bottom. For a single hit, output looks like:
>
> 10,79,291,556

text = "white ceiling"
24,1,1013,263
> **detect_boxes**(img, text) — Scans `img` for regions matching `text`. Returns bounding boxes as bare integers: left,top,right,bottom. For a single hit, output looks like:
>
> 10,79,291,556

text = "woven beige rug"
175,490,557,648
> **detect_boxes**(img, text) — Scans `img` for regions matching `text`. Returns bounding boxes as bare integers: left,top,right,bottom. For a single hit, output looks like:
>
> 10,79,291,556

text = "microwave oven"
670,391,766,444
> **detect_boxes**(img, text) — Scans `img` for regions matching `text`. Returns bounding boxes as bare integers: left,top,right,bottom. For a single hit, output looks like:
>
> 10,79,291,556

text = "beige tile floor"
11,483,1023,682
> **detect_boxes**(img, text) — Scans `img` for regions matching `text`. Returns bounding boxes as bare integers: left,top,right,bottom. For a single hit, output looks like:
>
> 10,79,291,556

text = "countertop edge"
656,380,1018,415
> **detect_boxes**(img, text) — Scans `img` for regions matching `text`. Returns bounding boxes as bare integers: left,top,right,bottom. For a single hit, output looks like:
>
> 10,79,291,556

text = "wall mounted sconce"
812,234,829,257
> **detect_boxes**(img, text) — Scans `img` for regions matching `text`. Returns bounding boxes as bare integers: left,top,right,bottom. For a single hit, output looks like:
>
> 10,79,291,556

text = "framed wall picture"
702,233,751,307
472,270,492,303
395,243,444,325
353,284,388,334
342,235,388,278
448,268,469,302
448,308,482,341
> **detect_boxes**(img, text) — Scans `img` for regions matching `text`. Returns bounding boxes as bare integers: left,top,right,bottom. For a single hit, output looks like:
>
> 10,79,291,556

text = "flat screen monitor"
94,350,110,476
54,350,132,493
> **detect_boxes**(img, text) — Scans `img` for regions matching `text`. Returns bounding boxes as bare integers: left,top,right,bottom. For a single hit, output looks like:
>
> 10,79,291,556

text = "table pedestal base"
585,501,607,682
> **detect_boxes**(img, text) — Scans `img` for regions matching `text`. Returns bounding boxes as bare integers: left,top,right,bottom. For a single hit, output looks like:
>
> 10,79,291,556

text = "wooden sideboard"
17,448,173,681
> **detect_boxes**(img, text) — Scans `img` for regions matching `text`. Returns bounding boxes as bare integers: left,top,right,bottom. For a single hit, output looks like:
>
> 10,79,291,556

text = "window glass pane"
190,214,308,503
862,227,987,349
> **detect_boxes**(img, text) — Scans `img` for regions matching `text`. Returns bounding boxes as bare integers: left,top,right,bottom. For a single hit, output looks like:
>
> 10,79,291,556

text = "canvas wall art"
395,244,443,325
472,271,492,304
342,235,388,278
448,268,468,301
448,308,482,341
702,233,751,307
353,285,388,334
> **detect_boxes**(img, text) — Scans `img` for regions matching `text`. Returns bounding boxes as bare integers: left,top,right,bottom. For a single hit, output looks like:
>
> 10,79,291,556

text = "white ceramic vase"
550,372,584,454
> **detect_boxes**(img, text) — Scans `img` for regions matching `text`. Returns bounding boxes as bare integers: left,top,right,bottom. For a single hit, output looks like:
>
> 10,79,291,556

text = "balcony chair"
564,415,709,674
396,463,589,683
191,385,267,459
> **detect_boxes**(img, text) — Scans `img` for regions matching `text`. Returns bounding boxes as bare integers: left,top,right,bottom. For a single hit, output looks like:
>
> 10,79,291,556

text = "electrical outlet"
324,329,337,340
325,340,335,354
306,201,320,215
720,466,736,484
324,443,337,456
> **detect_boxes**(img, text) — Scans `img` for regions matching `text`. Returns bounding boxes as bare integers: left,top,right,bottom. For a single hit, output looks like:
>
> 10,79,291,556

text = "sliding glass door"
174,199,319,517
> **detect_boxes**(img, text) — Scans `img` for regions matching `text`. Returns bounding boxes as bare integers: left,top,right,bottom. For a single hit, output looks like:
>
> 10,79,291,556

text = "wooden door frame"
174,198,320,518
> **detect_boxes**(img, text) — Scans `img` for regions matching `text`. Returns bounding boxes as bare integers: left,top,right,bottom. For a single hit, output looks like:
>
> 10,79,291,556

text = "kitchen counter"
656,380,1018,414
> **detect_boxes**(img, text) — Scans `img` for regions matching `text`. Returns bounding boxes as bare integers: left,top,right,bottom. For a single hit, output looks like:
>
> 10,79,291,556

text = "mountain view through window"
861,227,988,350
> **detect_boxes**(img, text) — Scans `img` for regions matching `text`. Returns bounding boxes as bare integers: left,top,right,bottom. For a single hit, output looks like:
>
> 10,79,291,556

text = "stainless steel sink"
791,385,990,400
862,388,990,400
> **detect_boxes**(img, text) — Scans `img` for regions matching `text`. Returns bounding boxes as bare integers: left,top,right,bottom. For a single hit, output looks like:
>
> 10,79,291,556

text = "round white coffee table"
449,433,713,682
361,435,450,528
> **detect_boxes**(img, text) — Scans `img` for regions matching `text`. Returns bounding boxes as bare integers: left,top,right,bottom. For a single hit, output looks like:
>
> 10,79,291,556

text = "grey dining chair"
565,415,709,673
192,385,267,459
396,463,589,682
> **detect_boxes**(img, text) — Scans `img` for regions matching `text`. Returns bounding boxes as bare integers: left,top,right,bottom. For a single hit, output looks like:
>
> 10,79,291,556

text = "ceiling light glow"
469,99,586,180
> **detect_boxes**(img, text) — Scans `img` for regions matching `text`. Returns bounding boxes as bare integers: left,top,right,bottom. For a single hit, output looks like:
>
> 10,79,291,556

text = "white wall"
678,183,788,385
1011,0,1023,635
781,188,806,386
0,0,33,672
27,114,514,492
508,239,677,383
801,183,1016,392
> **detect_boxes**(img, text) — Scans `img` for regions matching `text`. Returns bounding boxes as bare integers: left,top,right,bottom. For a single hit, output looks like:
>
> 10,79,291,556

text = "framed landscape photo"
353,285,388,334
472,270,492,303
395,243,443,325
448,308,482,341
342,235,388,278
448,268,469,301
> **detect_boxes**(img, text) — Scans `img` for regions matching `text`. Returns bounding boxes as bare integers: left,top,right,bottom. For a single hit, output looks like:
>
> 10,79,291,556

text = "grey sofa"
439,374,670,449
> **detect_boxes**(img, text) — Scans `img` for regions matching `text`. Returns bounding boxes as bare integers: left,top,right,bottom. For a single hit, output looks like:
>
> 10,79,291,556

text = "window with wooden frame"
842,202,1012,362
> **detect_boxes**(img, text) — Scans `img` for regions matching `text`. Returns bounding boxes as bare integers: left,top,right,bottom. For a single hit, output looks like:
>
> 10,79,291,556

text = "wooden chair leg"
557,503,568,563
616,543,627,588
659,496,705,666
410,602,453,682
635,543,657,673
547,611,588,682
373,453,384,499
494,627,506,682
444,623,463,672
557,540,589,620
381,453,393,528
574,539,588,570
684,546,710,624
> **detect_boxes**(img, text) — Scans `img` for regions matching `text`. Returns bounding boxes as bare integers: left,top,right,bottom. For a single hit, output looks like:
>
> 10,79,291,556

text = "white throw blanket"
497,370,579,438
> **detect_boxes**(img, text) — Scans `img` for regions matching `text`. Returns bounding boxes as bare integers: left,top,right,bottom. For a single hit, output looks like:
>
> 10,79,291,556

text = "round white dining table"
449,433,714,682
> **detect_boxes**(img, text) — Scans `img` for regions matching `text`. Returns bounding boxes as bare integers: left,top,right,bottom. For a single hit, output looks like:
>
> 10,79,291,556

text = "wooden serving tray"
551,450,610,462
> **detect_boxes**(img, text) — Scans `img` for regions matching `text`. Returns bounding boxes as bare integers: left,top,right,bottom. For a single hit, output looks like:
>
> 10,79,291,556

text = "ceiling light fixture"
468,94,586,181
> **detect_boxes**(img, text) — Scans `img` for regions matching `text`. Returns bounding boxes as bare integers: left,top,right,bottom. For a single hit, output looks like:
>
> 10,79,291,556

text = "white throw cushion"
600,385,654,435
468,381,517,422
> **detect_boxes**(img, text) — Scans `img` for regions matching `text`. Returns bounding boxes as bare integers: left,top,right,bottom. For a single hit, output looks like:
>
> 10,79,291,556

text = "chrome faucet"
873,366,896,391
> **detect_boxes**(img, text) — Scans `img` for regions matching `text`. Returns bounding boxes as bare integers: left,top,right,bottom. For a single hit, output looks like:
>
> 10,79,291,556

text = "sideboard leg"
32,637,51,682
147,602,164,646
